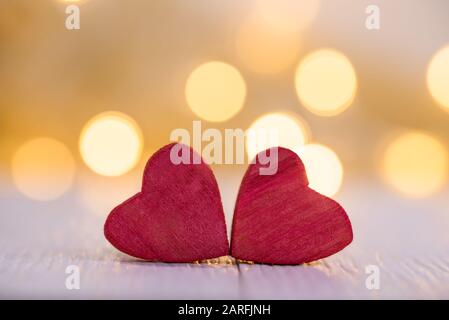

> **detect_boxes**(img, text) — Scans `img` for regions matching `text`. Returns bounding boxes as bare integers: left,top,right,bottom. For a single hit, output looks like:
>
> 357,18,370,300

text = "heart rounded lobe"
230,147,353,264
104,143,229,262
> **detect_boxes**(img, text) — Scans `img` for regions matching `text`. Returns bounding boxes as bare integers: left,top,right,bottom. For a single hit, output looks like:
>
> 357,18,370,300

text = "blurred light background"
1,0,449,298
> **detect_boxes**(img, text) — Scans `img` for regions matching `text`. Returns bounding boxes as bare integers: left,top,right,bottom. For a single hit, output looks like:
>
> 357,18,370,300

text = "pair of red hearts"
104,143,353,265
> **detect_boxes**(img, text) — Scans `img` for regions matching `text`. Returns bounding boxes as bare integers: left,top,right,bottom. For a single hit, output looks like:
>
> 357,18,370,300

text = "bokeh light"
295,49,357,116
381,131,449,198
60,0,86,3
427,45,449,112
11,137,75,201
297,144,344,197
79,112,143,177
246,112,309,161
235,17,301,75
185,61,247,122
253,0,320,33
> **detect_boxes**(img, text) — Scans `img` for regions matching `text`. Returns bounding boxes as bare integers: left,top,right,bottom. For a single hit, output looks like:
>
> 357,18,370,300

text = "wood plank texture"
1,171,449,299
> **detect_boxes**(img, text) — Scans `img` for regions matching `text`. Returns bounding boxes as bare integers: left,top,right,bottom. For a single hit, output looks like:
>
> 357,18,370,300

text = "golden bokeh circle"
295,49,357,116
12,137,76,201
185,61,247,122
79,112,143,177
298,144,344,197
381,131,449,198
235,17,301,75
246,112,309,161
427,45,449,112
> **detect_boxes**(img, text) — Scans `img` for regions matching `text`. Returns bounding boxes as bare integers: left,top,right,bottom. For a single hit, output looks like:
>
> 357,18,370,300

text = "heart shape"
104,143,229,262
230,147,353,264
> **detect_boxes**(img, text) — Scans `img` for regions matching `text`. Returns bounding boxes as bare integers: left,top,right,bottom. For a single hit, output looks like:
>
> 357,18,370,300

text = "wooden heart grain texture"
230,147,353,265
104,143,229,262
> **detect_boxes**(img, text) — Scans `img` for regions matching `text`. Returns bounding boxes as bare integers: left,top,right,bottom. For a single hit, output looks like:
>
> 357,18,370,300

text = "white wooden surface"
1,170,449,299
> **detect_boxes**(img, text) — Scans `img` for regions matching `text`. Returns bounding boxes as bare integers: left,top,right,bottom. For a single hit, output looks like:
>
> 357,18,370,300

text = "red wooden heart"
230,147,353,264
104,143,229,262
